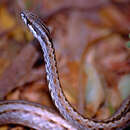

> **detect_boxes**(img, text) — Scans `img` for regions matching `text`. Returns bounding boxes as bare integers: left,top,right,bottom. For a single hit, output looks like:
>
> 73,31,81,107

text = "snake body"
0,100,76,130
0,11,129,130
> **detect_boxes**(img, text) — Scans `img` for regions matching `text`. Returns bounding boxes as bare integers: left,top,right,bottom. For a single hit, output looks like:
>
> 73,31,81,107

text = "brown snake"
0,11,129,130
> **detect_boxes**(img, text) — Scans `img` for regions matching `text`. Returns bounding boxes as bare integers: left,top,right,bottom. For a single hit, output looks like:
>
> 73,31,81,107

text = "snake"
0,11,129,130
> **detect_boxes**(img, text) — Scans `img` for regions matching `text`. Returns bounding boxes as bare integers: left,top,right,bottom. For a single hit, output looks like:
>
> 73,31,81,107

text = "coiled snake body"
0,11,129,130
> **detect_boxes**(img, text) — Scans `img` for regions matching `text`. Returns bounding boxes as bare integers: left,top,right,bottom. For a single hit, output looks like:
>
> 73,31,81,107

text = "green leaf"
126,41,130,48
25,0,32,9
118,74,130,100
129,34,130,39
108,103,115,115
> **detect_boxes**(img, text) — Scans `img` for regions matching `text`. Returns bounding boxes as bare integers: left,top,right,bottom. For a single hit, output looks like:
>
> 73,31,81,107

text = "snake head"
20,11,51,40
21,11,28,25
